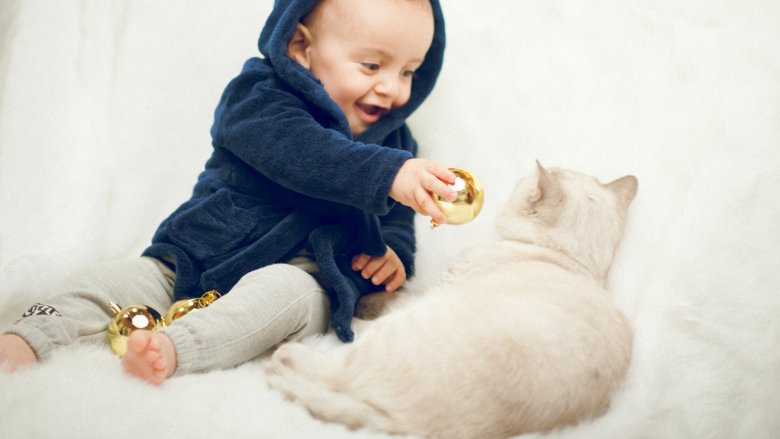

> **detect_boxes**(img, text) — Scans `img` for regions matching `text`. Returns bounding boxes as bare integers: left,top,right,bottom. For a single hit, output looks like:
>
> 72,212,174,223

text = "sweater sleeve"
211,72,412,216
376,124,418,277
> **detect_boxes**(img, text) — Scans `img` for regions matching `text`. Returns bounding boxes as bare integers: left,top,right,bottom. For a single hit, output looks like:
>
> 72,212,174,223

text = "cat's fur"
265,162,638,438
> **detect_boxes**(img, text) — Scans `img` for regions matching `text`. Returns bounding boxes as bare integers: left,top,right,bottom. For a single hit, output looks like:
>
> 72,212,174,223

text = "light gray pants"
7,256,330,375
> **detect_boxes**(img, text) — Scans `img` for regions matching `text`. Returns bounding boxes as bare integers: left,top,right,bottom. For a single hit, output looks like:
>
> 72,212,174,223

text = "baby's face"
299,0,434,136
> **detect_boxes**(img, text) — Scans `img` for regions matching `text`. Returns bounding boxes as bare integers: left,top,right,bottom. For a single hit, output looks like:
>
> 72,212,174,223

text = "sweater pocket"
167,189,258,260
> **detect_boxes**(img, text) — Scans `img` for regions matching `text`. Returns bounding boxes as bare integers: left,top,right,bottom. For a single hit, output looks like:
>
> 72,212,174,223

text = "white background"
1,1,779,438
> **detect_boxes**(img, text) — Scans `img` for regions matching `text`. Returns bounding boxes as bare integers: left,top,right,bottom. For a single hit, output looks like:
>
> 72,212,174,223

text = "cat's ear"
605,175,638,208
529,160,563,205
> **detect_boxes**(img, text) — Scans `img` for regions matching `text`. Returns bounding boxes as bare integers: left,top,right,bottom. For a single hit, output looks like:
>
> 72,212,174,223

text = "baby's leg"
0,333,37,372
120,330,176,385
159,263,330,375
2,257,174,369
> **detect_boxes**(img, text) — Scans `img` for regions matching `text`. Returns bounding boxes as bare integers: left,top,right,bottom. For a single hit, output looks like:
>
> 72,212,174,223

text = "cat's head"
496,161,638,282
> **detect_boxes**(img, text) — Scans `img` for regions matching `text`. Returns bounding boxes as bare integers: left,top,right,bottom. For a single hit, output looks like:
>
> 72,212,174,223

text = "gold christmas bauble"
106,290,222,356
162,298,202,326
161,290,222,326
107,302,163,357
430,167,484,227
200,290,221,305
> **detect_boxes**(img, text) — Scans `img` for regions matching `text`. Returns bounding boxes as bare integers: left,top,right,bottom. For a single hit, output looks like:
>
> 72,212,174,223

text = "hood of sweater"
257,0,446,144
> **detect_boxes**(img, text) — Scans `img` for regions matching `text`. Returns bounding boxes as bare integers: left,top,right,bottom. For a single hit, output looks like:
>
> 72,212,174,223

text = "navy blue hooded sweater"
142,0,446,342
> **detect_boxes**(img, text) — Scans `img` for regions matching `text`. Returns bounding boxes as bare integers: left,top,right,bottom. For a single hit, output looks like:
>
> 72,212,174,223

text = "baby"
1,0,453,385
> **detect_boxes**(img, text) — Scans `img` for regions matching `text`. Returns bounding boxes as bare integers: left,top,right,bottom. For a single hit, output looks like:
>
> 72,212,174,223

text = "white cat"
265,162,638,439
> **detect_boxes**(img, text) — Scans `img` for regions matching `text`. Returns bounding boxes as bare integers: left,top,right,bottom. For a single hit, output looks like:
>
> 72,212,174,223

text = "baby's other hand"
351,246,406,292
390,158,457,225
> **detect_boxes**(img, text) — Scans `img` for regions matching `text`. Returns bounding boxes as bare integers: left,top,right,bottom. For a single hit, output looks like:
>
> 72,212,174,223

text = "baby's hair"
302,0,432,26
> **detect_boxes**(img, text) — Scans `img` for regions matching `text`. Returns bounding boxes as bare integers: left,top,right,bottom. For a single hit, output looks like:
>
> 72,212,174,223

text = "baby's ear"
287,23,313,69
529,160,562,206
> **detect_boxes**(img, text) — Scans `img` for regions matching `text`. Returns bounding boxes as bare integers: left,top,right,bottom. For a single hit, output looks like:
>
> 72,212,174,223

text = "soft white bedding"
1,1,779,438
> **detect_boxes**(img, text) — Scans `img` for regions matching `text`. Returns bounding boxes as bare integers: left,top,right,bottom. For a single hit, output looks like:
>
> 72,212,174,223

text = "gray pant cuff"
4,324,58,360
158,321,203,376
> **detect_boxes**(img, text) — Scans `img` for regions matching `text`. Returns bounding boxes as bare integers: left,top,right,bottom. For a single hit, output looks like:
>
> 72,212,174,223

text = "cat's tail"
264,343,399,433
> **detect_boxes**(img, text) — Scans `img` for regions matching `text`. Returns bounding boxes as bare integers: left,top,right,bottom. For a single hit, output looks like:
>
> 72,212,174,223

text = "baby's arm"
390,158,458,225
352,246,406,292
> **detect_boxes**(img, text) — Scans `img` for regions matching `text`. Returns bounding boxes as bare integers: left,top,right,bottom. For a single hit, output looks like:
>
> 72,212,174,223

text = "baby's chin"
349,121,371,137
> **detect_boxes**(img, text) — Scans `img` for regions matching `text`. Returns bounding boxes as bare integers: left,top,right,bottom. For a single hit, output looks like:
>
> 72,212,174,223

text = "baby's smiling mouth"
356,103,388,123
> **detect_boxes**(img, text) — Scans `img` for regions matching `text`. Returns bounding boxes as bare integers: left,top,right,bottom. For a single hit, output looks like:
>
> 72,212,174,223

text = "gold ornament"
430,167,484,227
106,290,221,356
107,302,163,357
162,290,221,326
200,289,221,304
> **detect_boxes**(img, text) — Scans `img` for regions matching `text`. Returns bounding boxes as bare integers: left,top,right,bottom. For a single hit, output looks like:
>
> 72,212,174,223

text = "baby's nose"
375,76,409,108
375,75,399,97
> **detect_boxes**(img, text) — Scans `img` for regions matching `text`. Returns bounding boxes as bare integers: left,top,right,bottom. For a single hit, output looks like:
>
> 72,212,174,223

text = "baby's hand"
390,158,457,225
352,246,406,292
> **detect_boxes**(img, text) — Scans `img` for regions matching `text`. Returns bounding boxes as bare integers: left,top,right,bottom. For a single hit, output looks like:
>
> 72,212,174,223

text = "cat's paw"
267,342,338,381
265,344,297,377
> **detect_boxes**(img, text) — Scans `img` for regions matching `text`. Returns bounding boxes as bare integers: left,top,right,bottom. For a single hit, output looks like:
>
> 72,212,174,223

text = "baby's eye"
362,62,380,71
402,70,417,78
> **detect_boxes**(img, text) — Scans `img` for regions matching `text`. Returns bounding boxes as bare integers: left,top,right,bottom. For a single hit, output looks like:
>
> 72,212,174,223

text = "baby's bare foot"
121,330,176,385
0,333,37,373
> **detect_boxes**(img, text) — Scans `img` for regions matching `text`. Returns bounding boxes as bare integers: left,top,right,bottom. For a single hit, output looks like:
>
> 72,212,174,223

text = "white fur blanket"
1,1,778,438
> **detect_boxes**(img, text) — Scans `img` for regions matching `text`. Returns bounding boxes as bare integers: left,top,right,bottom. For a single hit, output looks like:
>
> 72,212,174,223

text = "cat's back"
445,240,608,299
